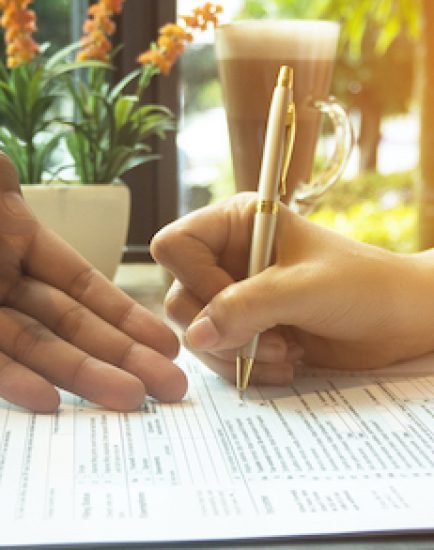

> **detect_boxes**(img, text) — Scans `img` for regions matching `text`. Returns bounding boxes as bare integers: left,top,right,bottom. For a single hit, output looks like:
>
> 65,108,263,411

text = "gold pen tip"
277,65,293,89
236,356,254,394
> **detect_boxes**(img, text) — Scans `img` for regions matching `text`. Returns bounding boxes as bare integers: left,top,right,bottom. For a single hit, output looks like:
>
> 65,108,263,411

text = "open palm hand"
0,153,186,412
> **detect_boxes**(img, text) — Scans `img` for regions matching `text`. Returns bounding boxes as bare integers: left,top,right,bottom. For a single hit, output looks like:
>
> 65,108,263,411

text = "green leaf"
123,153,160,172
376,0,393,19
32,133,64,182
133,103,173,118
48,60,111,79
0,60,9,81
66,132,91,182
0,129,28,184
27,66,44,108
114,95,138,129
98,146,133,182
376,16,401,53
45,41,83,70
137,64,160,94
109,68,141,101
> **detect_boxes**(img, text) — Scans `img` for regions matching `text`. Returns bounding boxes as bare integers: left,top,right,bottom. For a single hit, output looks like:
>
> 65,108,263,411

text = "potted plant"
0,0,222,279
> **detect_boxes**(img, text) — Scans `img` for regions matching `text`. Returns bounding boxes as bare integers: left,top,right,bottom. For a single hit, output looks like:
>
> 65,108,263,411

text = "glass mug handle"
290,97,354,215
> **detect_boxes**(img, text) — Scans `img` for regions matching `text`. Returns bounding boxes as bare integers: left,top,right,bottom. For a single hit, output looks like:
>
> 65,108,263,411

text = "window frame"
115,0,179,262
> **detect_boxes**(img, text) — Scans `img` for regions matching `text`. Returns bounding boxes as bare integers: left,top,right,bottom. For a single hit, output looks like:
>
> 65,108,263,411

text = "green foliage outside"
180,44,221,115
238,0,418,172
180,0,421,254
309,171,417,253
209,0,419,253
209,156,235,202
238,0,420,54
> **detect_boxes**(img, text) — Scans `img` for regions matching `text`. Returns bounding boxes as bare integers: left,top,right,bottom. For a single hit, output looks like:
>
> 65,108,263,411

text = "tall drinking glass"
215,20,352,212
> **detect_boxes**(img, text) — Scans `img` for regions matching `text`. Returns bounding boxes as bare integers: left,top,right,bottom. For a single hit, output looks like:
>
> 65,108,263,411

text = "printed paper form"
0,348,433,547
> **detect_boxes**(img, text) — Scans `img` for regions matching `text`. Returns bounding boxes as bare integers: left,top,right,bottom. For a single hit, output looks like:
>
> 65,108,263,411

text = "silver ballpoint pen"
236,65,296,399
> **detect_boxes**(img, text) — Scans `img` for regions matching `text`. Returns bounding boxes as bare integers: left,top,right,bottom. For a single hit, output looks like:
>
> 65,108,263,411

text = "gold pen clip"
279,103,296,198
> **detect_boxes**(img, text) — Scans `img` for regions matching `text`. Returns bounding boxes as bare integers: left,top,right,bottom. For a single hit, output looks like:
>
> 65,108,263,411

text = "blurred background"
13,0,434,257
177,0,428,254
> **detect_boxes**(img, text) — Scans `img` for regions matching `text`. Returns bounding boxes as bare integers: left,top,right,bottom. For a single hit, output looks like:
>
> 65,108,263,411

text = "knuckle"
115,303,135,331
55,303,86,341
68,266,97,301
217,283,264,334
0,355,16,386
13,321,50,363
218,284,244,316
211,285,243,336
68,354,90,394
0,264,20,305
118,340,136,369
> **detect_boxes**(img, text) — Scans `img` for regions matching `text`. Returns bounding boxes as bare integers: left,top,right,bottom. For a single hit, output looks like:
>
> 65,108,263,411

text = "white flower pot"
22,183,130,280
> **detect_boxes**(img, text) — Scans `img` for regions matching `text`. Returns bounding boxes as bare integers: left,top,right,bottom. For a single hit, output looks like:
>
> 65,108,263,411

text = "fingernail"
185,316,220,349
3,191,28,216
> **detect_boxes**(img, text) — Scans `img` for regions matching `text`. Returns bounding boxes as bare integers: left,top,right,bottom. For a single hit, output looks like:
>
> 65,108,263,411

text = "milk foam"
215,20,339,60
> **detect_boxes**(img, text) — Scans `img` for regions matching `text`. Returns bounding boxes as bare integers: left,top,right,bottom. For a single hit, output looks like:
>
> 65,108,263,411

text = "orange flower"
185,2,223,30
137,49,173,76
77,0,125,62
101,0,124,14
0,0,39,67
137,3,222,76
0,0,32,8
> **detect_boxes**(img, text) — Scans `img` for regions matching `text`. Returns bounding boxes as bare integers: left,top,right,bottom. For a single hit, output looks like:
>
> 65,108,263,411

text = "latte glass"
215,20,353,212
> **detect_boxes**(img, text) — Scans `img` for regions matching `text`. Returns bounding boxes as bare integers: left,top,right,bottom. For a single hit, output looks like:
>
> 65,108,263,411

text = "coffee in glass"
215,20,352,210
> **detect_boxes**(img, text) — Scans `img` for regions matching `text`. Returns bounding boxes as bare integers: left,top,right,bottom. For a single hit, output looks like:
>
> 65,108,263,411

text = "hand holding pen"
236,65,296,399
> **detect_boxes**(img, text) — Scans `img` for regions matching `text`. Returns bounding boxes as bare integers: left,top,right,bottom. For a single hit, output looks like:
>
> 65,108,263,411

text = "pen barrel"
237,68,292,388
248,211,277,277
240,211,277,361
257,86,291,201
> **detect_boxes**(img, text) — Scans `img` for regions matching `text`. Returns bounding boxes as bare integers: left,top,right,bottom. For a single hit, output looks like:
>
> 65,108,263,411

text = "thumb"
0,191,36,235
0,154,36,235
185,269,285,351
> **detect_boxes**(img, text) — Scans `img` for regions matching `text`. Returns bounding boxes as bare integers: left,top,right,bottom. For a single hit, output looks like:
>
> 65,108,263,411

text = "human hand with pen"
151,193,434,385
0,153,187,412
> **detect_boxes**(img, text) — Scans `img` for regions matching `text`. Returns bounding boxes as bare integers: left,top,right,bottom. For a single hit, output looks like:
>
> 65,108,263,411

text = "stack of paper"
0,349,433,547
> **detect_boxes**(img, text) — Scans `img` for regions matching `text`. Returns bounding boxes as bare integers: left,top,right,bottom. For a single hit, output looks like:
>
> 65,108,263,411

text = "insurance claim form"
0,349,433,547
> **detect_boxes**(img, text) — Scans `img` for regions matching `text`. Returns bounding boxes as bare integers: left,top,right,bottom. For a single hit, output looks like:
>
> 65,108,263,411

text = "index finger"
151,194,257,303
